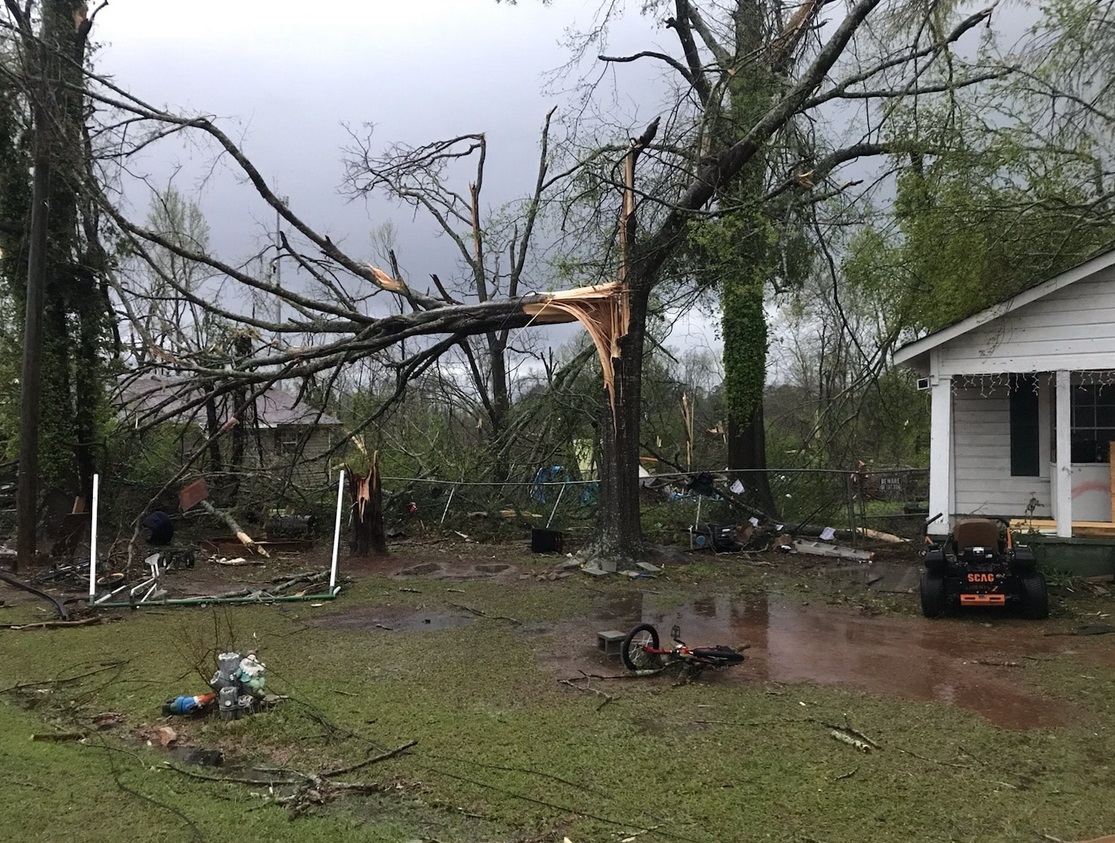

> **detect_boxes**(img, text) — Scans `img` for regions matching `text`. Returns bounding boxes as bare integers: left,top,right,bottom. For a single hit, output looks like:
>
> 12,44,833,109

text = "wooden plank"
1013,518,1115,538
791,540,874,562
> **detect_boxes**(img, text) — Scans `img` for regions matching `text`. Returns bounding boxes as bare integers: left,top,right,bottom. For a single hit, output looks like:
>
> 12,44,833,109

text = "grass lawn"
1,552,1114,842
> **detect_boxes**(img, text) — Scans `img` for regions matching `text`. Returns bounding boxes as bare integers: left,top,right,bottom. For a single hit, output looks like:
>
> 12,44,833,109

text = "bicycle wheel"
621,623,664,671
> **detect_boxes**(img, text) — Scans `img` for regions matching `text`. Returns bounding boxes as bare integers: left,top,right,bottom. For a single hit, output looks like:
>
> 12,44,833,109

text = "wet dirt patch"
311,605,475,632
397,563,441,577
544,593,1101,730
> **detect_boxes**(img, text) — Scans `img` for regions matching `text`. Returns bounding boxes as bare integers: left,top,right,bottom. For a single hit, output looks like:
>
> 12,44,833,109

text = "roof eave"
892,247,1115,368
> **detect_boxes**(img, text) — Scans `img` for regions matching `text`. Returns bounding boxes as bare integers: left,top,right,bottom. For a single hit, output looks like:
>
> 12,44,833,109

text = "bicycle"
620,623,746,676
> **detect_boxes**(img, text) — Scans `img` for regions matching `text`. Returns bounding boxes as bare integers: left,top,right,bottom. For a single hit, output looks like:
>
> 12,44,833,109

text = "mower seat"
953,518,1001,553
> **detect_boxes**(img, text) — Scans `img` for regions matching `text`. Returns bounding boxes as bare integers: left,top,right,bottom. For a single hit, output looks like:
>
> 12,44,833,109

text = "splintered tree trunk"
594,282,651,570
590,122,659,571
349,455,387,557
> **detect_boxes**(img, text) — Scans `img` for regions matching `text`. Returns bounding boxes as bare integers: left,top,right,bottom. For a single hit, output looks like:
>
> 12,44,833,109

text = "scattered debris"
446,602,520,624
91,712,125,730
155,725,179,747
1045,624,1115,637
822,718,882,753
0,569,70,620
828,727,874,753
791,539,874,562
559,678,616,710
179,478,270,557
162,650,273,722
856,527,907,544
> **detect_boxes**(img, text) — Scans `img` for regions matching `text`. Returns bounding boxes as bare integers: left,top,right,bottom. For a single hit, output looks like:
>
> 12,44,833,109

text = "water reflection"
609,591,1074,729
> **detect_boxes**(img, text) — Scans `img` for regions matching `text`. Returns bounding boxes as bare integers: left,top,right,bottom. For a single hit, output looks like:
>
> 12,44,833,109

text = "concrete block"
597,629,626,656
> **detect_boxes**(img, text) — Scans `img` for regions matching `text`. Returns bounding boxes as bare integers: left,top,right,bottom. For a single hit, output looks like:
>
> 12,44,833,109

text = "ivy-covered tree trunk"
10,0,108,565
722,272,776,514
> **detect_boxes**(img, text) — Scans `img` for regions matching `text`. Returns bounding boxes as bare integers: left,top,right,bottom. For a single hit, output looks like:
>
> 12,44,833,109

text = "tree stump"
349,455,387,557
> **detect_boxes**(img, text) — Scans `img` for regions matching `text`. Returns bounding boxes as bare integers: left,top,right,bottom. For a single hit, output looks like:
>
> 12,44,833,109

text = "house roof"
117,375,343,429
892,247,1115,368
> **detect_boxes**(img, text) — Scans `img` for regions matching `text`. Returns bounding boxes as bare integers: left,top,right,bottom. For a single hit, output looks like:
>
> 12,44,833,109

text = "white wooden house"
894,248,1115,538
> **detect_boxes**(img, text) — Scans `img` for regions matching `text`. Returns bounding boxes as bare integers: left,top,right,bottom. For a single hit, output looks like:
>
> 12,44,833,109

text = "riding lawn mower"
920,515,1049,619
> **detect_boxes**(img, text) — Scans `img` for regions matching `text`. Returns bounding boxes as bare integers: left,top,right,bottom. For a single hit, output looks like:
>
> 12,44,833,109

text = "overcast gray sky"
96,2,649,256
91,0,723,362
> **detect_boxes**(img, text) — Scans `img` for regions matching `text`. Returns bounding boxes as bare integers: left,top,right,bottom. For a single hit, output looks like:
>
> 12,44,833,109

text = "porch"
1010,518,1115,577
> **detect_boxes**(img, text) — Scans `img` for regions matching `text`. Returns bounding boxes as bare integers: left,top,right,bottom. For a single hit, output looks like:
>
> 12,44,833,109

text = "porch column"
927,374,952,537
1054,369,1073,537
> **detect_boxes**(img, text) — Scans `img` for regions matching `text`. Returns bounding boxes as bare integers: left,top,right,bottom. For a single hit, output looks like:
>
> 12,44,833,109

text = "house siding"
180,425,338,497
266,426,336,490
937,269,1115,375
953,387,1051,517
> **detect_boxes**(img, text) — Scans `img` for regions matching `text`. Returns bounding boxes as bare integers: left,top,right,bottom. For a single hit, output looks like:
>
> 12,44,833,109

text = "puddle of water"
581,593,1088,730
168,745,225,767
312,606,474,632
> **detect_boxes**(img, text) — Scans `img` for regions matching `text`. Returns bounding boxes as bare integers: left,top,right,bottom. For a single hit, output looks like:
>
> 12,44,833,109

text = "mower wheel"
919,571,947,618
1020,573,1049,620
924,547,946,575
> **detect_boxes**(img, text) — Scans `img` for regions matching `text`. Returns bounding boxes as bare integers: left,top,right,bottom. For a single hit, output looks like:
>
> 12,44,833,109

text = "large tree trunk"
593,282,651,569
484,330,511,480
15,111,50,570
727,405,775,516
14,0,101,567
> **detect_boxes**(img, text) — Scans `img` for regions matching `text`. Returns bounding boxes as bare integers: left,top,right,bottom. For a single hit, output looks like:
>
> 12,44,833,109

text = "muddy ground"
4,533,1112,733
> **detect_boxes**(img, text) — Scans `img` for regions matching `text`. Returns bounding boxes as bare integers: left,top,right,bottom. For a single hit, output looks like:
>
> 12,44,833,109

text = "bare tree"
341,112,558,481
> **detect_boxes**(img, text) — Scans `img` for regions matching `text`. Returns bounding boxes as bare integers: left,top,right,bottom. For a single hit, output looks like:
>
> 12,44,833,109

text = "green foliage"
878,89,1115,332
722,275,767,423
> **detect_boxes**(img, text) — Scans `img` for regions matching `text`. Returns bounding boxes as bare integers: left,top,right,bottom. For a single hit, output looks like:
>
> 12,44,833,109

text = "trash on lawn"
162,692,217,716
162,650,273,721
791,539,874,562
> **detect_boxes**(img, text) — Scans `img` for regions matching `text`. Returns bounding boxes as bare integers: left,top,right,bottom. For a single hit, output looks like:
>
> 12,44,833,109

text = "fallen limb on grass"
1,617,105,630
31,732,87,742
830,728,873,752
559,678,616,710
821,720,882,751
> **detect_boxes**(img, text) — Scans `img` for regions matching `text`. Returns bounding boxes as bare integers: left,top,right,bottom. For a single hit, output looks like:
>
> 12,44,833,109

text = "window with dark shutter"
1010,374,1040,476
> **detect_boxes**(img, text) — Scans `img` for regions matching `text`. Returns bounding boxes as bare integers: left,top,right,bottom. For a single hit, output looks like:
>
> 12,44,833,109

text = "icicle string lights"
950,371,1115,398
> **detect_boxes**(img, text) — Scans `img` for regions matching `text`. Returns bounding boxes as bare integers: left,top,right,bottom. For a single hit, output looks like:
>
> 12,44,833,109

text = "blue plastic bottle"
162,694,213,715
